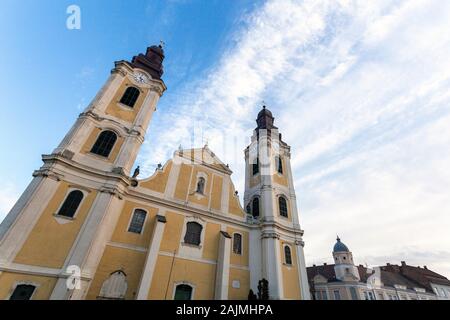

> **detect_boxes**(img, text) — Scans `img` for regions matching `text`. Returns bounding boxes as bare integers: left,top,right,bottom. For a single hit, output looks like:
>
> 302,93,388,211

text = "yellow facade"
0,272,57,300
280,241,301,299
14,182,97,268
105,80,148,123
80,127,125,163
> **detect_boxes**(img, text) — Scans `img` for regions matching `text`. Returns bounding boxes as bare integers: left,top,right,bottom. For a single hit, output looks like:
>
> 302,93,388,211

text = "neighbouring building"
307,237,450,300
0,45,310,300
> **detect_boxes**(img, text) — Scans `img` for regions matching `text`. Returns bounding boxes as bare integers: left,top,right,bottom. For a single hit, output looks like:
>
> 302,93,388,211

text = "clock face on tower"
133,72,149,84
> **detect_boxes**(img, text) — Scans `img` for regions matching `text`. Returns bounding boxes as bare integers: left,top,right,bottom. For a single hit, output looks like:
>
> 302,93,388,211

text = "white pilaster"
0,176,60,264
214,231,231,299
295,242,311,300
164,160,181,199
221,177,230,214
133,90,160,131
90,70,125,114
249,229,262,293
262,234,283,299
54,118,96,156
136,214,167,300
114,134,142,175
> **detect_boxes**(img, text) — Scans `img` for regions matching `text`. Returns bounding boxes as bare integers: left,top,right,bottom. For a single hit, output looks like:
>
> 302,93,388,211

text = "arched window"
184,222,202,246
120,86,140,108
10,284,36,300
276,156,283,174
128,209,147,234
284,245,292,265
252,158,259,175
196,177,205,194
57,190,84,218
279,196,288,218
99,271,128,300
252,197,260,218
174,284,193,300
233,233,242,255
90,130,117,157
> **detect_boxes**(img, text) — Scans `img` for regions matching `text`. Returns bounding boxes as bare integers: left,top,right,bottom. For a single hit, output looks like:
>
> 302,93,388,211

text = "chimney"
401,261,406,266
313,264,316,267
424,266,428,270
323,263,327,266
387,263,391,266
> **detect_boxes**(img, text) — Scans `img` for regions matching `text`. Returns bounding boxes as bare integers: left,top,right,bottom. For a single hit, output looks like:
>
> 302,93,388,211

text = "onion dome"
333,236,350,253
256,106,276,129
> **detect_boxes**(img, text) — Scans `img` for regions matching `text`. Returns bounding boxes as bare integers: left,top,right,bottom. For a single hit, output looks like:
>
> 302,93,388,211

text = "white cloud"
138,0,450,277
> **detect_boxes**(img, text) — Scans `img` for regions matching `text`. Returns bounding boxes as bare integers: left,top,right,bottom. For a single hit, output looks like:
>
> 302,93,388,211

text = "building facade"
0,45,310,300
307,237,450,300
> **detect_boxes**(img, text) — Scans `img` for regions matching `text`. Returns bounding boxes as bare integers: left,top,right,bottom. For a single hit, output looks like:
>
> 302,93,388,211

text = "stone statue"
132,166,140,178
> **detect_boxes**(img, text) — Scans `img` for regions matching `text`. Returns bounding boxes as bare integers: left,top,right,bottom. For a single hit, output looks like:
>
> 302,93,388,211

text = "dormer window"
196,177,205,194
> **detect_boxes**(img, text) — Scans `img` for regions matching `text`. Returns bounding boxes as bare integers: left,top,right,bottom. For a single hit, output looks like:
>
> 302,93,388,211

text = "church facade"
0,45,310,300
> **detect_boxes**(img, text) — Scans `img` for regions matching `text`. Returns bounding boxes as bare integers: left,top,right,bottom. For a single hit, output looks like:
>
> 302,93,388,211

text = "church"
0,45,310,300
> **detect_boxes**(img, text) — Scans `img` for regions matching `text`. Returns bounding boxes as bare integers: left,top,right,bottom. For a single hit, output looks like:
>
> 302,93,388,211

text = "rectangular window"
252,158,259,175
350,287,358,300
128,209,147,234
10,285,36,300
333,290,341,300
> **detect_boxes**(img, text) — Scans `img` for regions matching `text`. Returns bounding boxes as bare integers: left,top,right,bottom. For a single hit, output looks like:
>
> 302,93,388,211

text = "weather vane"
159,40,166,49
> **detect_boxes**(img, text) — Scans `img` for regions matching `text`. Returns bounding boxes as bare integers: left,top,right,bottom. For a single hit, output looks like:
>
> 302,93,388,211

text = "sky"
0,0,449,277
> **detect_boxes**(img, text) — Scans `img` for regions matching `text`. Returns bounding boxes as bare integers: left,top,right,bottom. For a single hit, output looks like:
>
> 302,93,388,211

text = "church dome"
257,106,273,119
130,44,165,79
333,236,349,253
256,106,275,129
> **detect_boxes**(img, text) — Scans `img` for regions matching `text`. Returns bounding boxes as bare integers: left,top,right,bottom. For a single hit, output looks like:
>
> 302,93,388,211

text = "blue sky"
1,0,450,277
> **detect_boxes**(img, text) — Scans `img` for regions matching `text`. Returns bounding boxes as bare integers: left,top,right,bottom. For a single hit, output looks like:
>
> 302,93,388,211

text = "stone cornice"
79,111,144,139
32,168,63,181
40,154,131,186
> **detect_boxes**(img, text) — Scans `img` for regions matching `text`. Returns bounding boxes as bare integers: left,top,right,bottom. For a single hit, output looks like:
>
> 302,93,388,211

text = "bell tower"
52,44,166,176
333,236,360,281
244,106,310,299
0,45,166,300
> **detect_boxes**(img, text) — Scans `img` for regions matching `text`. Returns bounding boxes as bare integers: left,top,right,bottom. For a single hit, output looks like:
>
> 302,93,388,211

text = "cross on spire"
159,40,166,49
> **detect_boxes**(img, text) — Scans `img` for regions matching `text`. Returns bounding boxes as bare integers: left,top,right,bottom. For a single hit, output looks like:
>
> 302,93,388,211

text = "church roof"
307,263,442,294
